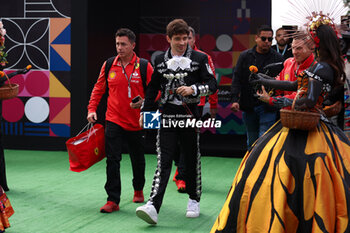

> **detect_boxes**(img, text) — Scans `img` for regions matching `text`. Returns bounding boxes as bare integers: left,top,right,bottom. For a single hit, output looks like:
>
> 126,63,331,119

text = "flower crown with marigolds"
0,35,7,66
306,12,339,47
281,0,348,48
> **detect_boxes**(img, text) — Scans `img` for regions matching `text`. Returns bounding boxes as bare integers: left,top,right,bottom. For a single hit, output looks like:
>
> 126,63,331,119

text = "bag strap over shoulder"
139,58,148,91
104,56,116,96
105,56,116,82
104,56,149,93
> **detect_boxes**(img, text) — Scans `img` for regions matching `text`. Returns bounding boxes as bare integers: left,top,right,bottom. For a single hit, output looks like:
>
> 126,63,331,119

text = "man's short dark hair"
166,19,189,39
256,25,273,35
115,28,136,43
276,27,285,34
189,26,195,37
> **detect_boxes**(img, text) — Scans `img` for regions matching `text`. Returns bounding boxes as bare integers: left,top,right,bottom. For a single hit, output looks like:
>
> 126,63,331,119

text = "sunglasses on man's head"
260,36,273,42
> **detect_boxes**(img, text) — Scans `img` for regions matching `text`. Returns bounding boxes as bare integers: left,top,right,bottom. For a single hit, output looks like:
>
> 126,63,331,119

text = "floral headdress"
0,20,7,66
281,0,348,47
306,12,339,47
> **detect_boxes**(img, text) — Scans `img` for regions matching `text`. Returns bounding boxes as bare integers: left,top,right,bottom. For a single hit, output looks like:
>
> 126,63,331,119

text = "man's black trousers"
104,121,145,204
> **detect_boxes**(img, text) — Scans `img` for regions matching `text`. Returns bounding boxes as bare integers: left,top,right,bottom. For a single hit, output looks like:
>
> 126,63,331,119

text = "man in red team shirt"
172,26,218,192
188,27,218,117
87,28,153,213
256,36,316,108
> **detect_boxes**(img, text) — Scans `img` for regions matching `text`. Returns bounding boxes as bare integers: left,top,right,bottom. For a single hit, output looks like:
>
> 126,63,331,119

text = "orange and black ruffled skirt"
211,120,350,233
0,188,14,232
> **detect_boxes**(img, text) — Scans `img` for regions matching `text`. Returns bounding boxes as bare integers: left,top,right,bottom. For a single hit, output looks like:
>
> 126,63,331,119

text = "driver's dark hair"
166,19,189,39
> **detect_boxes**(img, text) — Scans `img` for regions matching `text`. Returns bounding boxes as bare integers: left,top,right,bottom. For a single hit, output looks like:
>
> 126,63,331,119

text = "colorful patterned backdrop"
0,0,270,139
1,0,70,137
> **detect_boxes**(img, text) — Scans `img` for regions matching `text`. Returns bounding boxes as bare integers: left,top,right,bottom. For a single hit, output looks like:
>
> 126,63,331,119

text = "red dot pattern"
2,97,24,122
25,71,49,96
199,34,216,53
7,74,25,95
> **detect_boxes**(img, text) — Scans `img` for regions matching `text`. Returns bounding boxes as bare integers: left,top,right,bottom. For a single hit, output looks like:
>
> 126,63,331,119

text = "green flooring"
4,150,242,233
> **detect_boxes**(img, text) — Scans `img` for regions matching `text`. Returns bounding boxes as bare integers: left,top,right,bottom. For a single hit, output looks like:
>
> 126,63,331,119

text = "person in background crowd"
271,27,293,61
230,25,283,149
87,28,153,213
188,26,218,118
256,34,317,108
344,27,350,138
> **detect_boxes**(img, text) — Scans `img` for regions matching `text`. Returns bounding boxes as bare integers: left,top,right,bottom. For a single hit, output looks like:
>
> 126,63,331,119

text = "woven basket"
0,72,19,100
323,100,342,117
280,91,320,130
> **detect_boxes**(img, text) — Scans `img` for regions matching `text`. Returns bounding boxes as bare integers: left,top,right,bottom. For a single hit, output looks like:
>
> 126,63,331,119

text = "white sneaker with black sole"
136,201,158,224
186,198,200,218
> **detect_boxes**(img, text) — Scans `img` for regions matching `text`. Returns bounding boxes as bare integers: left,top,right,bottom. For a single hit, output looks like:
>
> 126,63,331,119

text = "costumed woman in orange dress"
0,186,13,233
211,7,350,233
0,20,14,233
0,20,8,192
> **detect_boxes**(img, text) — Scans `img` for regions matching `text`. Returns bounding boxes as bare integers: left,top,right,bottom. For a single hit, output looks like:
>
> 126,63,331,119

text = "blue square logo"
143,110,161,129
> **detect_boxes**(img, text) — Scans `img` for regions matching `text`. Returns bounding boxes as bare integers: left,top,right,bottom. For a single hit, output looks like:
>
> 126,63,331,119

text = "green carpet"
3,150,242,233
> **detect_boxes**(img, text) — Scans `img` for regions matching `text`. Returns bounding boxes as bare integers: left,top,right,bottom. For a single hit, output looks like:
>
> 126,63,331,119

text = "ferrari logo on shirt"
109,71,117,80
94,147,99,155
135,62,140,70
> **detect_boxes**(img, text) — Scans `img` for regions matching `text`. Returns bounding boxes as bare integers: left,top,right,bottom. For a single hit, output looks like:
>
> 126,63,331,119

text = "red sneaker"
173,168,179,182
100,201,119,213
133,190,144,203
175,180,186,193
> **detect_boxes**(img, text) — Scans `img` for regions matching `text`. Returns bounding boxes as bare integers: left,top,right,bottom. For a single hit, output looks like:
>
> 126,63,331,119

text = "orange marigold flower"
249,65,258,73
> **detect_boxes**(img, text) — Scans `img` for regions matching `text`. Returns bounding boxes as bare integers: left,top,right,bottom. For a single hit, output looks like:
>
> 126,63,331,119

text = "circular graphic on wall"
216,34,233,52
25,71,49,96
7,74,25,95
24,97,49,123
2,98,24,122
199,35,216,52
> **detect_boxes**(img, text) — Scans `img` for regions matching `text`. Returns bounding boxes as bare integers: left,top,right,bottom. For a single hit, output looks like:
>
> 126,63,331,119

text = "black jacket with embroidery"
142,46,217,118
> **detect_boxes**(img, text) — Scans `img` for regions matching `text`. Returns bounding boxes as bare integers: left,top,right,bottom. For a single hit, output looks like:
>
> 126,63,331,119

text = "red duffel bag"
66,123,105,172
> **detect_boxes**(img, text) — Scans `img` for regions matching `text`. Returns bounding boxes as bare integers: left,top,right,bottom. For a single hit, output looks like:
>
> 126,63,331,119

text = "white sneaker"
136,201,158,224
186,198,200,218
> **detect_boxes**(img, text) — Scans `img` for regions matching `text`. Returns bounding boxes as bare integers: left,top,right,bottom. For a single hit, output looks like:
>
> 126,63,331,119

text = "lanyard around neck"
277,45,288,56
121,58,137,98
121,60,137,82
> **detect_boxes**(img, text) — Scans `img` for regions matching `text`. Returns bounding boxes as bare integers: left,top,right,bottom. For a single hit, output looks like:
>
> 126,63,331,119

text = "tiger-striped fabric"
211,121,350,233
